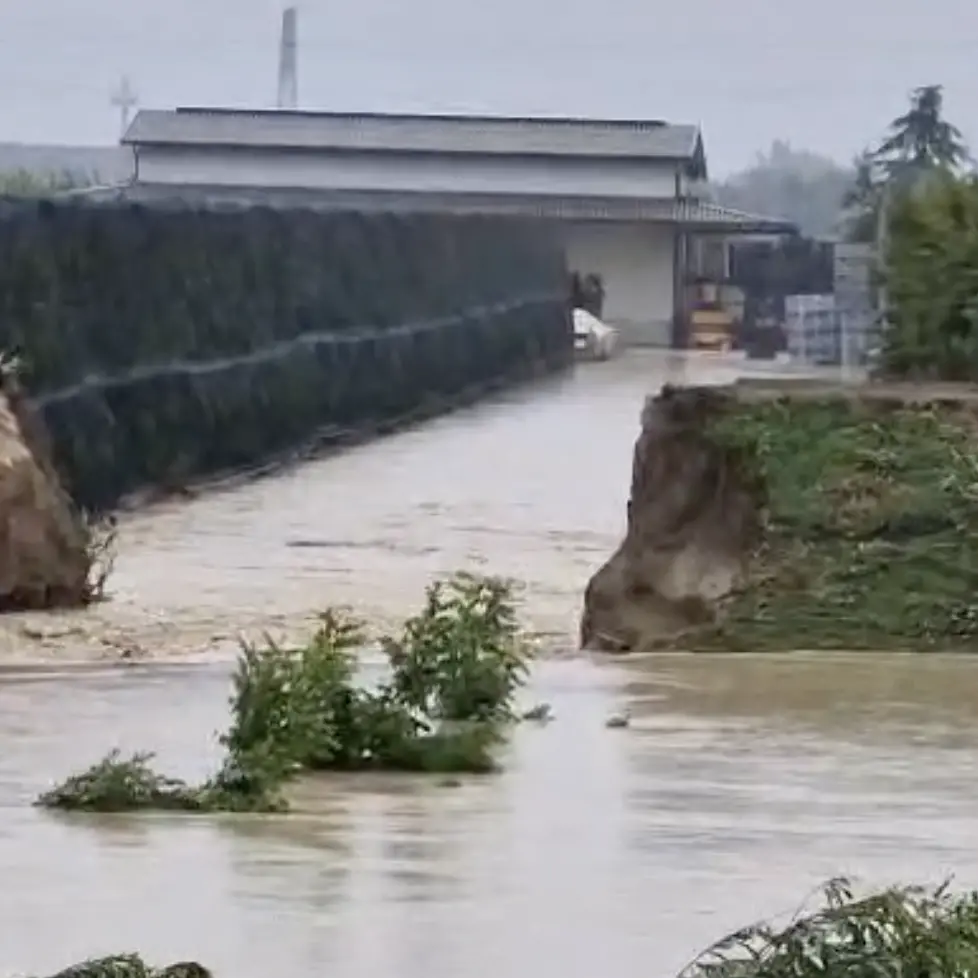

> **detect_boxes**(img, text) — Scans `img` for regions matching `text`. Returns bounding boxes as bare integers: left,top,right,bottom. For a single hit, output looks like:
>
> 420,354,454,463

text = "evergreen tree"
874,84,969,178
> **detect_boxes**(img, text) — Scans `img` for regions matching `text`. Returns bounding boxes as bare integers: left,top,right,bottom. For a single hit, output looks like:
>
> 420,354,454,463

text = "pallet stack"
833,243,878,366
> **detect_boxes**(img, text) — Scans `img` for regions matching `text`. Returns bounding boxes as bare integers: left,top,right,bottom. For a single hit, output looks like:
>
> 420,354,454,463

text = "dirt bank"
0,359,96,614
582,378,978,653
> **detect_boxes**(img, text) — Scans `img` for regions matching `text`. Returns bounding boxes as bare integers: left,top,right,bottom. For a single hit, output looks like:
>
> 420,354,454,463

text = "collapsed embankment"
0,359,101,611
582,378,978,653
0,197,571,515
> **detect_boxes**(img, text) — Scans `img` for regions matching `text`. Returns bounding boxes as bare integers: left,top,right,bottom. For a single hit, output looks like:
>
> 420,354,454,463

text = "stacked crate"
833,243,878,366
785,293,838,365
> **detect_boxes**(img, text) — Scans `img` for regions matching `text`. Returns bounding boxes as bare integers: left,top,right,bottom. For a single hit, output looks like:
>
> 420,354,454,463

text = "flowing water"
1,352,976,978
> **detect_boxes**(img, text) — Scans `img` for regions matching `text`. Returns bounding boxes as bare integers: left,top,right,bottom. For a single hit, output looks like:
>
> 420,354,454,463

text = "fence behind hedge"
0,198,571,510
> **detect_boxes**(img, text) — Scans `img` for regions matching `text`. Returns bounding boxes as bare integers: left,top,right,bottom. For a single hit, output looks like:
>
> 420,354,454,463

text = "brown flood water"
1,352,976,978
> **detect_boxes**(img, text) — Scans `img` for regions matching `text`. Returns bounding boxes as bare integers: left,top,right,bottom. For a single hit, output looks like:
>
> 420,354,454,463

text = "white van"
573,308,618,361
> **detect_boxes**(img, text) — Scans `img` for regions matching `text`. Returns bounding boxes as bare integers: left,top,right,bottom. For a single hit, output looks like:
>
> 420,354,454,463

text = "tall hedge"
882,174,978,381
0,198,570,510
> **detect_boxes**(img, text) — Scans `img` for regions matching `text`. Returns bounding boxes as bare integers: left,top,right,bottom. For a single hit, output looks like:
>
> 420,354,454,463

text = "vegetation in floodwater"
34,954,211,978
691,397,978,652
521,702,554,722
37,573,531,815
80,512,118,604
36,751,205,813
33,879,978,977
680,878,978,978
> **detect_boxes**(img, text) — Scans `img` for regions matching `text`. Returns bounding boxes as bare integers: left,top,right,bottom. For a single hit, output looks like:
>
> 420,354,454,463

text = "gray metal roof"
79,182,794,233
123,108,706,175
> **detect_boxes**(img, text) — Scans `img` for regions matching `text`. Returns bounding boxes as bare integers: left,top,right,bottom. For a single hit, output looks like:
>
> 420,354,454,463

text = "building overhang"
80,182,794,234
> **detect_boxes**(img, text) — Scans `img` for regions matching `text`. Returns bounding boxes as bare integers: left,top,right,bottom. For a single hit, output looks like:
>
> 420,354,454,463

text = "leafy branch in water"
35,955,210,978
37,572,531,814
37,751,205,812
680,878,978,978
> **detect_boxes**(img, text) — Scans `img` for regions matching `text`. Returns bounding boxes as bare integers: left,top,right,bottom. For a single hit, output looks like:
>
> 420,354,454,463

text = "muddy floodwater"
1,352,977,978
0,351,856,661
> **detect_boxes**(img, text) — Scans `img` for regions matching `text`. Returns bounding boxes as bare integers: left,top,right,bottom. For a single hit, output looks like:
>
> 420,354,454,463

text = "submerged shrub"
681,878,978,978
81,512,117,603
386,572,527,724
221,610,366,773
37,572,531,814
35,751,204,812
37,954,211,978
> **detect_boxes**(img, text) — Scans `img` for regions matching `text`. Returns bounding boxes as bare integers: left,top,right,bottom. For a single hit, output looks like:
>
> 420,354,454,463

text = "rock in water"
580,385,762,652
0,357,92,610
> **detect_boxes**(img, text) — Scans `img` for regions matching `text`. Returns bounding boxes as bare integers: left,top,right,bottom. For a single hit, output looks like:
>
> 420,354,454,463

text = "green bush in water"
33,879,978,977
36,750,206,812
385,573,527,725
36,955,210,978
37,572,530,814
682,879,978,978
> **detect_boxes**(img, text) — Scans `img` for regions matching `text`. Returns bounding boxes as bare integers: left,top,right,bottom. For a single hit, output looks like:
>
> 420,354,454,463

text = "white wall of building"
564,221,674,347
135,146,680,199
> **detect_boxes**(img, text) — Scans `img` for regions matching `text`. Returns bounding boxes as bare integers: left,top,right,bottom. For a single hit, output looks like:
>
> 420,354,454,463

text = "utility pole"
277,7,299,109
875,181,890,327
110,75,138,140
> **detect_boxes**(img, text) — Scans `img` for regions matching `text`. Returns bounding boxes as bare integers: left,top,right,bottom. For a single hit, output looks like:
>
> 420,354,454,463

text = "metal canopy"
79,182,796,234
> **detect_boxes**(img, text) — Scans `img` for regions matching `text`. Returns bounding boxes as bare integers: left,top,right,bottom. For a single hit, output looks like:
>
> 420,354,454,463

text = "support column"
671,228,689,348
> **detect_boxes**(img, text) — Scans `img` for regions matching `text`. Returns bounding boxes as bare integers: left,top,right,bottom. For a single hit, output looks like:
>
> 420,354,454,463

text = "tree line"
840,86,978,380
714,84,970,243
843,84,970,243
715,85,978,381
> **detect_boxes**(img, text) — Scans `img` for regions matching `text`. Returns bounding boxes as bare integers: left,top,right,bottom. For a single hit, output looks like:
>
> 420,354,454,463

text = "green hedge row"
0,198,571,510
882,174,978,381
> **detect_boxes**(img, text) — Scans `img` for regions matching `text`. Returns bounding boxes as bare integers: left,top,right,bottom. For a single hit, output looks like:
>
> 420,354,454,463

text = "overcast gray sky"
2,0,974,176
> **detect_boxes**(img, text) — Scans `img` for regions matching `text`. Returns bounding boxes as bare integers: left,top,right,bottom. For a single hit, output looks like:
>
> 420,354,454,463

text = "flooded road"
1,351,976,977
0,350,843,661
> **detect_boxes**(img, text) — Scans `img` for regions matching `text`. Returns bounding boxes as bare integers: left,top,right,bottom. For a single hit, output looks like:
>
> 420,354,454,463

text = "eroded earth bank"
583,377,978,654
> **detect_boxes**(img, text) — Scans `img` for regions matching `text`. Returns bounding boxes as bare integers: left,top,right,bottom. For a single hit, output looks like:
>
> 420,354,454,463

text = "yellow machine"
689,306,734,351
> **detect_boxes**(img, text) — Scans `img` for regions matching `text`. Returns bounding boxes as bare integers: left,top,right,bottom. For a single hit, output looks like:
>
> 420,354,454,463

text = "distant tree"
0,167,94,197
841,85,970,243
713,140,853,239
841,151,884,243
874,84,970,178
882,173,978,380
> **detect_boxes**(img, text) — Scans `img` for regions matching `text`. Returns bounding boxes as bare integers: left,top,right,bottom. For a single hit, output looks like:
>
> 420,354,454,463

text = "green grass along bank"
691,386,978,652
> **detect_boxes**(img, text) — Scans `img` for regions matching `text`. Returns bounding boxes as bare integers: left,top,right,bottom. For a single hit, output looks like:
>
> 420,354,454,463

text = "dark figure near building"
569,271,606,319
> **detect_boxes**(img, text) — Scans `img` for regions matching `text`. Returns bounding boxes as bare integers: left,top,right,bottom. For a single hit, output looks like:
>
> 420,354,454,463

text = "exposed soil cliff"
0,356,96,610
581,384,762,651
582,379,978,653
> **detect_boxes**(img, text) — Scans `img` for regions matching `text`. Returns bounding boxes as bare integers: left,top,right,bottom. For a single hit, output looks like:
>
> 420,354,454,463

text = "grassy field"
685,387,978,652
